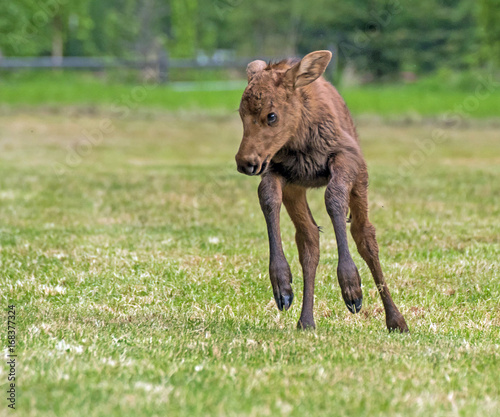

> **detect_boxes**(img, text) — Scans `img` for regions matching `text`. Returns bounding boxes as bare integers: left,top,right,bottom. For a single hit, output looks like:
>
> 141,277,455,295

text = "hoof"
387,315,410,333
337,261,363,314
345,297,363,314
274,292,294,311
297,318,315,330
269,261,293,311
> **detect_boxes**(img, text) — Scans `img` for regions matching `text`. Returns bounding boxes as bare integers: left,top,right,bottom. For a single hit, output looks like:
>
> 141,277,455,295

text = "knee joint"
351,221,379,258
325,185,349,218
258,185,281,213
296,225,320,246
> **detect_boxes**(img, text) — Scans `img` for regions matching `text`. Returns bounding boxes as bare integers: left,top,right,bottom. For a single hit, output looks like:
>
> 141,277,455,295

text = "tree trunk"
52,15,63,67
287,0,301,56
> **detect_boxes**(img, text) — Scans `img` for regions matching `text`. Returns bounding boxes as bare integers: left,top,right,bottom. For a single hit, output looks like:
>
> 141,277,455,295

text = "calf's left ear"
246,60,267,82
285,50,332,89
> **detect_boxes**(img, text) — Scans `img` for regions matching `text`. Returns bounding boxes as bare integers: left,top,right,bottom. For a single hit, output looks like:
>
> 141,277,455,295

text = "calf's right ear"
285,50,332,89
246,60,267,82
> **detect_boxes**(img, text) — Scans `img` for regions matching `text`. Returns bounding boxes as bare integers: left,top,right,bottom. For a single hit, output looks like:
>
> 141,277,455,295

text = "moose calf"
235,50,408,332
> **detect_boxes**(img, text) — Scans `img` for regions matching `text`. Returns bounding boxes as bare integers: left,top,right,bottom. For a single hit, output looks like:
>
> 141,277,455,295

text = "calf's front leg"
258,173,294,311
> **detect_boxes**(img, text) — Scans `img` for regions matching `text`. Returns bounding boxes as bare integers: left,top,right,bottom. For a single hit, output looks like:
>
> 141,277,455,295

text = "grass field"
0,106,499,416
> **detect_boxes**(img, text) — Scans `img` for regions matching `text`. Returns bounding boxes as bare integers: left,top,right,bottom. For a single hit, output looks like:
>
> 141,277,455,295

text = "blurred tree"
224,0,309,56
0,0,93,59
88,0,138,57
210,0,478,79
170,0,198,57
0,0,485,80
88,0,169,59
0,2,37,56
478,0,500,67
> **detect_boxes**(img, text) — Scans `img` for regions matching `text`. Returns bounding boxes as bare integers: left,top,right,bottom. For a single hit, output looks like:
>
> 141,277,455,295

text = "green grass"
1,71,500,117
0,110,499,417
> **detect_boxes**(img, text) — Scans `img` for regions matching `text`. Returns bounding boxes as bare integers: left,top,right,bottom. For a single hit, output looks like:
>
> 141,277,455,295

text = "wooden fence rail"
0,53,337,83
0,55,274,83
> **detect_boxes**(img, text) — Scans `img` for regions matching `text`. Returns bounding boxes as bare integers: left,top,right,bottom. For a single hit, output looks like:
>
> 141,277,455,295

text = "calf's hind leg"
325,152,363,314
349,172,409,332
283,185,320,330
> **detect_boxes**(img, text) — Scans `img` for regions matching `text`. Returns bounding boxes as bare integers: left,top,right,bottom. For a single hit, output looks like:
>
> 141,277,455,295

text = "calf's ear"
285,50,332,89
246,60,267,82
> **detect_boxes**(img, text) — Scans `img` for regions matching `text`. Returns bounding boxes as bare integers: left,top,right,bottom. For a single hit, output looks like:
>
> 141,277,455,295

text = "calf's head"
235,50,332,176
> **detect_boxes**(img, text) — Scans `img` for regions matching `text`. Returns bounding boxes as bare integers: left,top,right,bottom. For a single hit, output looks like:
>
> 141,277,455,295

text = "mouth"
256,155,271,176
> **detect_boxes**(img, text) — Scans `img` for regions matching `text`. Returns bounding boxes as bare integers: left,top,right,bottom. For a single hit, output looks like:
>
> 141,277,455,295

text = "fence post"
158,50,168,84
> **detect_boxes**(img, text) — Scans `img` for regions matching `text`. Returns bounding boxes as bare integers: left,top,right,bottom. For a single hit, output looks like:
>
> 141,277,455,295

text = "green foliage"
0,0,93,56
0,0,494,77
170,0,198,57
88,0,139,57
478,0,500,67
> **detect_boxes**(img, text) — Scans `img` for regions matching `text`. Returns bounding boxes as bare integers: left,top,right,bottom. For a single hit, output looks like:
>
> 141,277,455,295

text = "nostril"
236,155,261,176
236,162,254,175
244,163,258,176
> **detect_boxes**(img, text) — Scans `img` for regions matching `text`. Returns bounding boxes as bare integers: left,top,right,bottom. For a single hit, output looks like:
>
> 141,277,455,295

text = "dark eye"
267,112,277,125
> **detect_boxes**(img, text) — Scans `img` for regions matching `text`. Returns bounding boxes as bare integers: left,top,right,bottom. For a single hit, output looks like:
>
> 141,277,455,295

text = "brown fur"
235,51,408,332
